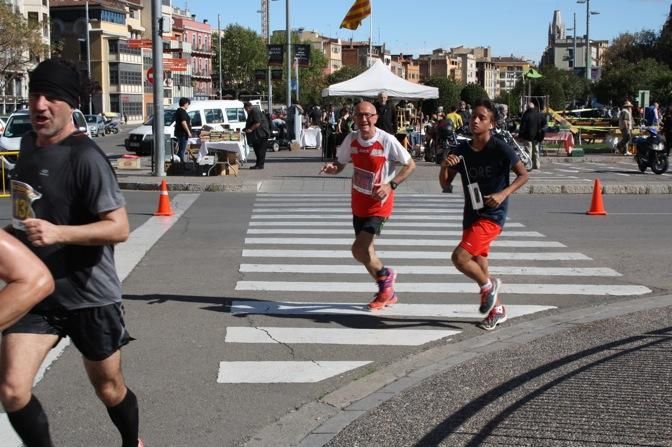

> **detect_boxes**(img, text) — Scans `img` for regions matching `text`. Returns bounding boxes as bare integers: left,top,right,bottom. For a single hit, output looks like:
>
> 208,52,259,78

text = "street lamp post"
566,12,577,73
285,0,291,107
85,0,92,114
577,0,599,81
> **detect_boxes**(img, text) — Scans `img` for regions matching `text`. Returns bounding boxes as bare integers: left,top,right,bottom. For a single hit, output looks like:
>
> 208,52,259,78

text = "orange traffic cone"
154,180,174,216
586,178,607,215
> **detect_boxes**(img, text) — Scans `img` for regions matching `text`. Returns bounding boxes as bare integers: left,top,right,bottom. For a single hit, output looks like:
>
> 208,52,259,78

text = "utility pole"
218,14,222,99
85,0,92,114
573,12,577,73
264,0,273,113
585,0,591,80
151,0,165,176
285,0,291,107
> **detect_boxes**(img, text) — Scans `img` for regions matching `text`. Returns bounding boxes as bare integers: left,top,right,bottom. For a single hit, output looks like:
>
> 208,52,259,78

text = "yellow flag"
340,0,371,30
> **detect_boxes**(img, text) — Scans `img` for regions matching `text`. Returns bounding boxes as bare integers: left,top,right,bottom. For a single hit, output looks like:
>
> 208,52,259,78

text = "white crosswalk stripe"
244,237,565,248
242,249,591,260
239,264,621,276
219,193,650,384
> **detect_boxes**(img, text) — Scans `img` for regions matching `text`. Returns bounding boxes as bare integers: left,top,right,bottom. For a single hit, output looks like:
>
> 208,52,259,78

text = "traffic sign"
128,39,152,49
147,67,154,85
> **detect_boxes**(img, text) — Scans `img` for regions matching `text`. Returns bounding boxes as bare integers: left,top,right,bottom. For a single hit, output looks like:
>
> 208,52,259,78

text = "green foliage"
527,65,590,109
326,65,366,85
0,2,46,95
603,30,658,68
296,48,328,106
421,77,461,115
460,83,489,105
212,24,267,96
593,58,672,106
494,90,520,115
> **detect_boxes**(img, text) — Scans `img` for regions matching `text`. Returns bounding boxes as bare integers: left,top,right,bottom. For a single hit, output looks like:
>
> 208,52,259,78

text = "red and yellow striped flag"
340,0,371,30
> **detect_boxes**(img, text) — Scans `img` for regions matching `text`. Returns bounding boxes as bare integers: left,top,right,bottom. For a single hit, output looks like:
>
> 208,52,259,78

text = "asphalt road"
0,188,668,446
0,126,670,445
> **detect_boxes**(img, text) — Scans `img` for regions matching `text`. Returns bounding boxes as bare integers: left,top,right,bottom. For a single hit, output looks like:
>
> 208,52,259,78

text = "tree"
603,30,658,68
294,47,328,107
212,24,267,97
326,65,366,85
460,83,489,105
0,3,47,107
593,58,672,106
421,77,461,115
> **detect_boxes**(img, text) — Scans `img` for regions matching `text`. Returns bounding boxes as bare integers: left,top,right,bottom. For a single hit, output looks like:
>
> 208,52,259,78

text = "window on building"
27,12,38,26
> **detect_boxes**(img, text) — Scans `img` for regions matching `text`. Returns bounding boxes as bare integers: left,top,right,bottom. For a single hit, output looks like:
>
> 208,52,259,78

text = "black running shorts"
353,215,387,236
3,303,133,361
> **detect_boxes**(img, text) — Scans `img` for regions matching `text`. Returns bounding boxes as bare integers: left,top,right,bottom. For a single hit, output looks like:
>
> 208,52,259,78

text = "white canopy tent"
321,60,439,99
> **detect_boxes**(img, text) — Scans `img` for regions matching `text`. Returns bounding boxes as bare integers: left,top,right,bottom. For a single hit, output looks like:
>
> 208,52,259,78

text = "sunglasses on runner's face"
355,112,377,119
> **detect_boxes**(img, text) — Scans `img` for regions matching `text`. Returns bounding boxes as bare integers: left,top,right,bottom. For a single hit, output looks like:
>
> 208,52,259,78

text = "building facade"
491,56,530,93
540,9,608,80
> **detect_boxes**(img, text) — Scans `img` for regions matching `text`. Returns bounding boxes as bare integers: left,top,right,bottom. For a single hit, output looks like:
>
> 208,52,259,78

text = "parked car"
85,114,106,137
0,109,90,171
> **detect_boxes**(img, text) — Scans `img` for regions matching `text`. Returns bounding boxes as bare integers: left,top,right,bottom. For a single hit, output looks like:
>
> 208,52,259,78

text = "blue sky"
188,0,671,63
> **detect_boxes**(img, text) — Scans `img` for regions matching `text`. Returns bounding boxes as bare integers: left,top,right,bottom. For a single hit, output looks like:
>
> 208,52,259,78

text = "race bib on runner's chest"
11,180,42,231
352,167,376,196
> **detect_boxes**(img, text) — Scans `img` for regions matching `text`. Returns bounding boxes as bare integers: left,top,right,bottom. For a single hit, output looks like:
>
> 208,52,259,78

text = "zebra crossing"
218,193,651,384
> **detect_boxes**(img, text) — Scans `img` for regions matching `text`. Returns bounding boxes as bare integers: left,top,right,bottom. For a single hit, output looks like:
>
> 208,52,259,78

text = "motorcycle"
104,121,120,135
492,127,533,172
634,127,669,174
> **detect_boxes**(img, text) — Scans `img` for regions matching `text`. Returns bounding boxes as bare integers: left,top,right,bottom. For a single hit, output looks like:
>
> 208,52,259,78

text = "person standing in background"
374,92,397,135
244,101,271,170
174,97,192,163
617,101,634,155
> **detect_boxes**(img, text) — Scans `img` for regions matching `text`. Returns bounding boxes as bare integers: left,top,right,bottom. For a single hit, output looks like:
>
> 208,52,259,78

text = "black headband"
29,59,81,109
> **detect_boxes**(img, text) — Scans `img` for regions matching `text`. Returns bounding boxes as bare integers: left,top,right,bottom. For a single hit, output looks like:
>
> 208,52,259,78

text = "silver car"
85,114,106,137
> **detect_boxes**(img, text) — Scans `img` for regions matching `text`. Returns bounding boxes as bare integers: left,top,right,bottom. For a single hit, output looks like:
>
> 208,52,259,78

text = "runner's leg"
0,333,59,446
84,351,139,447
351,230,383,279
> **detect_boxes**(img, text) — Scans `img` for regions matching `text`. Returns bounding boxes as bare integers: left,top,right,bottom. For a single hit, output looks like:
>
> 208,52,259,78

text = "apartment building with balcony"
417,49,462,83
491,56,530,93
476,60,500,99
172,10,212,101
50,0,145,121
391,54,420,83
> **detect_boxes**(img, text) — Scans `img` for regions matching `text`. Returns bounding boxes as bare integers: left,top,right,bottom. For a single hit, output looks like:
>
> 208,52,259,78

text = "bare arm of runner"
372,157,416,201
22,207,130,247
0,229,54,330
484,160,529,208
320,161,346,175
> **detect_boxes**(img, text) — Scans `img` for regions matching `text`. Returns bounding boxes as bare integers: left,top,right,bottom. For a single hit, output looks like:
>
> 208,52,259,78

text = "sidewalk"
115,150,672,194
245,295,672,447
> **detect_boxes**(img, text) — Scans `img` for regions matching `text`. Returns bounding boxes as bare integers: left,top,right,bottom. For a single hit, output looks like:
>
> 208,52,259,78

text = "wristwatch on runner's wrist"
389,180,399,190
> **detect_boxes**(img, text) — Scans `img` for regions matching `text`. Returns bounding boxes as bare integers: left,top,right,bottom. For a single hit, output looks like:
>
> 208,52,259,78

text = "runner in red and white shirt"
321,100,415,310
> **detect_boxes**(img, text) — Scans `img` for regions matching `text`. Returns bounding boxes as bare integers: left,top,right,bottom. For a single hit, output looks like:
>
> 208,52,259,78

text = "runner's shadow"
123,294,463,330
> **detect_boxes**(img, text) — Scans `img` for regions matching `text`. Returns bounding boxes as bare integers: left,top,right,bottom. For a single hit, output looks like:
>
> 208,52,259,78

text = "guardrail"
0,150,18,198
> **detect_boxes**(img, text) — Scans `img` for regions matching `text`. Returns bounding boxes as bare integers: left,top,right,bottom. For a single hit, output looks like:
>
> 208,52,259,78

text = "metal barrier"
0,151,19,198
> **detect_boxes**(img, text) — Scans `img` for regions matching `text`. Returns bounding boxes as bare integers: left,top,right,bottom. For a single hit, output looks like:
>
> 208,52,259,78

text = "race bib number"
11,180,42,231
352,167,376,196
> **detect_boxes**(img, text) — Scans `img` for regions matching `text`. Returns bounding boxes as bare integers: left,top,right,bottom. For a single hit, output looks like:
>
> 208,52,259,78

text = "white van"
125,99,247,155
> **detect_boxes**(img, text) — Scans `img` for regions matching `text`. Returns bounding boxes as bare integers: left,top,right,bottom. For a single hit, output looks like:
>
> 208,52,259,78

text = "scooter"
104,121,119,135
634,127,669,174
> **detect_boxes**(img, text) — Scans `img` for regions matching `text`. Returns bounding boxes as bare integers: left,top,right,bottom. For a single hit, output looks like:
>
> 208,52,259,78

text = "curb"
242,294,672,447
117,180,672,195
